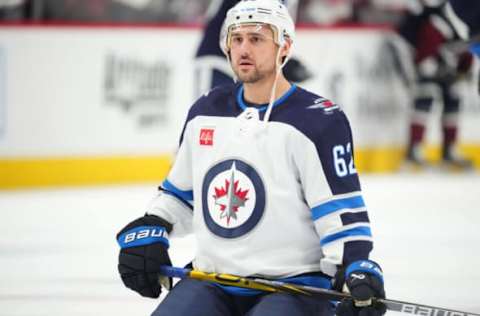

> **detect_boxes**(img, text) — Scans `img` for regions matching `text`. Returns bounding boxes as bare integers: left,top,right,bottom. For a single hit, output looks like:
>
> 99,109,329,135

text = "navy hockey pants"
151,278,335,316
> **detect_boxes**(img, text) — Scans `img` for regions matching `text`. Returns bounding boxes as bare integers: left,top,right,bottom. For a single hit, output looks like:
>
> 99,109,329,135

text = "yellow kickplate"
0,155,173,189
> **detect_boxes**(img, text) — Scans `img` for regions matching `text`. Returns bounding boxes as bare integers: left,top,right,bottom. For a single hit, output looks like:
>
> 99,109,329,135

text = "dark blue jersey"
449,0,480,38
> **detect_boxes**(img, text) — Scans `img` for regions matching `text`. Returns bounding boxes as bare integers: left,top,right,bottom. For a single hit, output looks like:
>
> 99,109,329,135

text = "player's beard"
233,58,277,84
234,67,264,84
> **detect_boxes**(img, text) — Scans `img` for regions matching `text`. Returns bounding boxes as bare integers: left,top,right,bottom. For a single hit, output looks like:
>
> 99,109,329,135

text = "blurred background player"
445,0,480,93
0,0,29,20
194,0,311,98
398,0,474,170
0,0,210,23
446,0,480,40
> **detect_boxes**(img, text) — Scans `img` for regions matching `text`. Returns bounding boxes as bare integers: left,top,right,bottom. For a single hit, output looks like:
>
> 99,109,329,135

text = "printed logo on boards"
202,159,265,238
199,128,214,146
103,53,171,127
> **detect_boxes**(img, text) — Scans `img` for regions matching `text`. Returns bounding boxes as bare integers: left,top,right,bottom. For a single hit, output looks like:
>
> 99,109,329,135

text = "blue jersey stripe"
320,226,372,246
162,179,194,202
311,195,365,221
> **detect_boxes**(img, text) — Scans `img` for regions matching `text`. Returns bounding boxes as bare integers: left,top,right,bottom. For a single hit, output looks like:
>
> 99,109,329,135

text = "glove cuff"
117,225,169,249
345,260,384,284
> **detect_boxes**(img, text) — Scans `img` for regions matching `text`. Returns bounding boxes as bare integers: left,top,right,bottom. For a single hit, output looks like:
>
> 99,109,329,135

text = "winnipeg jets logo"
202,159,265,238
213,163,249,226
307,97,339,112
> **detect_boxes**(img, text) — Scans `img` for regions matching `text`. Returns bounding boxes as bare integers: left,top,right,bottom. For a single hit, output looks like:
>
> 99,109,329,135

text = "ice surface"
1,172,479,315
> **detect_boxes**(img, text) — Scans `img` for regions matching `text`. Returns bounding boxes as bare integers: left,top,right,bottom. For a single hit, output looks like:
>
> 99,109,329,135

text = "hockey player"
194,0,311,98
398,1,474,169
445,0,480,93
116,1,386,315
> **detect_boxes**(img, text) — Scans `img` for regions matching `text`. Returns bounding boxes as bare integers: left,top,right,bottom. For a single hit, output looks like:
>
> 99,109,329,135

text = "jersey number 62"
332,143,357,177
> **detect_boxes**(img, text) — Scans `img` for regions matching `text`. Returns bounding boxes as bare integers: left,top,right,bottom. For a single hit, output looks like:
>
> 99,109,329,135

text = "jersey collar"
236,83,297,112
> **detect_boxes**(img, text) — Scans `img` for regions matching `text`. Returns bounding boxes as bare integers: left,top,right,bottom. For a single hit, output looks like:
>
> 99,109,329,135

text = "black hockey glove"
334,260,386,316
116,214,173,298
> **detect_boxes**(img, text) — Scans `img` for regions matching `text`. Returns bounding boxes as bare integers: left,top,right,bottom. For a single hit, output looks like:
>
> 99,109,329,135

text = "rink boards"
0,24,478,188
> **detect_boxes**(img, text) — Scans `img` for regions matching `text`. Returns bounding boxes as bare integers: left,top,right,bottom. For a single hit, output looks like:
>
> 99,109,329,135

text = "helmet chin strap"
263,46,289,123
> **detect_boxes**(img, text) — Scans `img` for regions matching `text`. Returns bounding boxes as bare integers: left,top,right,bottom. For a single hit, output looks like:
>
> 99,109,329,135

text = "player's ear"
279,39,292,62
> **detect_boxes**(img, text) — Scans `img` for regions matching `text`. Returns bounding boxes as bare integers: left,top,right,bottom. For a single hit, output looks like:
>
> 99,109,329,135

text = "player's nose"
237,39,254,54
240,51,251,59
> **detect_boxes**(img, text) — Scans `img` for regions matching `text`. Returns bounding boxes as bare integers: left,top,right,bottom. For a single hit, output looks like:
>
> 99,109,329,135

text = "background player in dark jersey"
117,1,387,315
445,0,480,93
398,1,474,169
447,0,480,39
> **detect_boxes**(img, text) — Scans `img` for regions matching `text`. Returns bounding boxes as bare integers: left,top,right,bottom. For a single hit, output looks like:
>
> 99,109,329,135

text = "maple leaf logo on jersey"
202,159,265,238
213,165,249,226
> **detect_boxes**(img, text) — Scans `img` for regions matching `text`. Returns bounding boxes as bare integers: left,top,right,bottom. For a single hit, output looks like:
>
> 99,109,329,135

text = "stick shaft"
160,266,480,316
159,266,308,295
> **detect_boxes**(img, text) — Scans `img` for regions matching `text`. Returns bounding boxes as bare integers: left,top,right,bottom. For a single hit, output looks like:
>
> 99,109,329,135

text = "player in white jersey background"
116,0,387,315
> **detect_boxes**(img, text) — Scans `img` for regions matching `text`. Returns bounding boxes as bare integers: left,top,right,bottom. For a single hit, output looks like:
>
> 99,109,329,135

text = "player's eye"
250,35,263,44
231,36,243,45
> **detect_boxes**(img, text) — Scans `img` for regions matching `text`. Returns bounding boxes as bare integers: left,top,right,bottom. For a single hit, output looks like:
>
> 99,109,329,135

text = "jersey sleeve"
146,118,195,238
292,110,373,277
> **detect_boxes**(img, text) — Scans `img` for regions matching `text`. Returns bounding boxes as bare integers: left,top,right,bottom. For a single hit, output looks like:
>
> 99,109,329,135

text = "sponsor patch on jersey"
199,128,214,146
202,159,265,238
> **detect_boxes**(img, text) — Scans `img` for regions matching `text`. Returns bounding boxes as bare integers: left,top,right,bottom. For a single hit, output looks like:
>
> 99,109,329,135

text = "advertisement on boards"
104,53,172,128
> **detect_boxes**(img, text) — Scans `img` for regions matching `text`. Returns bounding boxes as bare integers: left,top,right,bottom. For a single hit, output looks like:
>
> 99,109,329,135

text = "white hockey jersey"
147,83,373,280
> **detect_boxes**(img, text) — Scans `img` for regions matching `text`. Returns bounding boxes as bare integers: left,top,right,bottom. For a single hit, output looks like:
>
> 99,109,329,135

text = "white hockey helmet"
220,0,295,57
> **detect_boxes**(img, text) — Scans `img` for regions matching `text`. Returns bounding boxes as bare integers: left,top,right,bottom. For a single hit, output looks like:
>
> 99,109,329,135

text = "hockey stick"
160,266,480,316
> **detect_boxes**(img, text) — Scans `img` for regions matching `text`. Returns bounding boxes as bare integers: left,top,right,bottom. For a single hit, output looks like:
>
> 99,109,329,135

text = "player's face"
229,24,279,84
